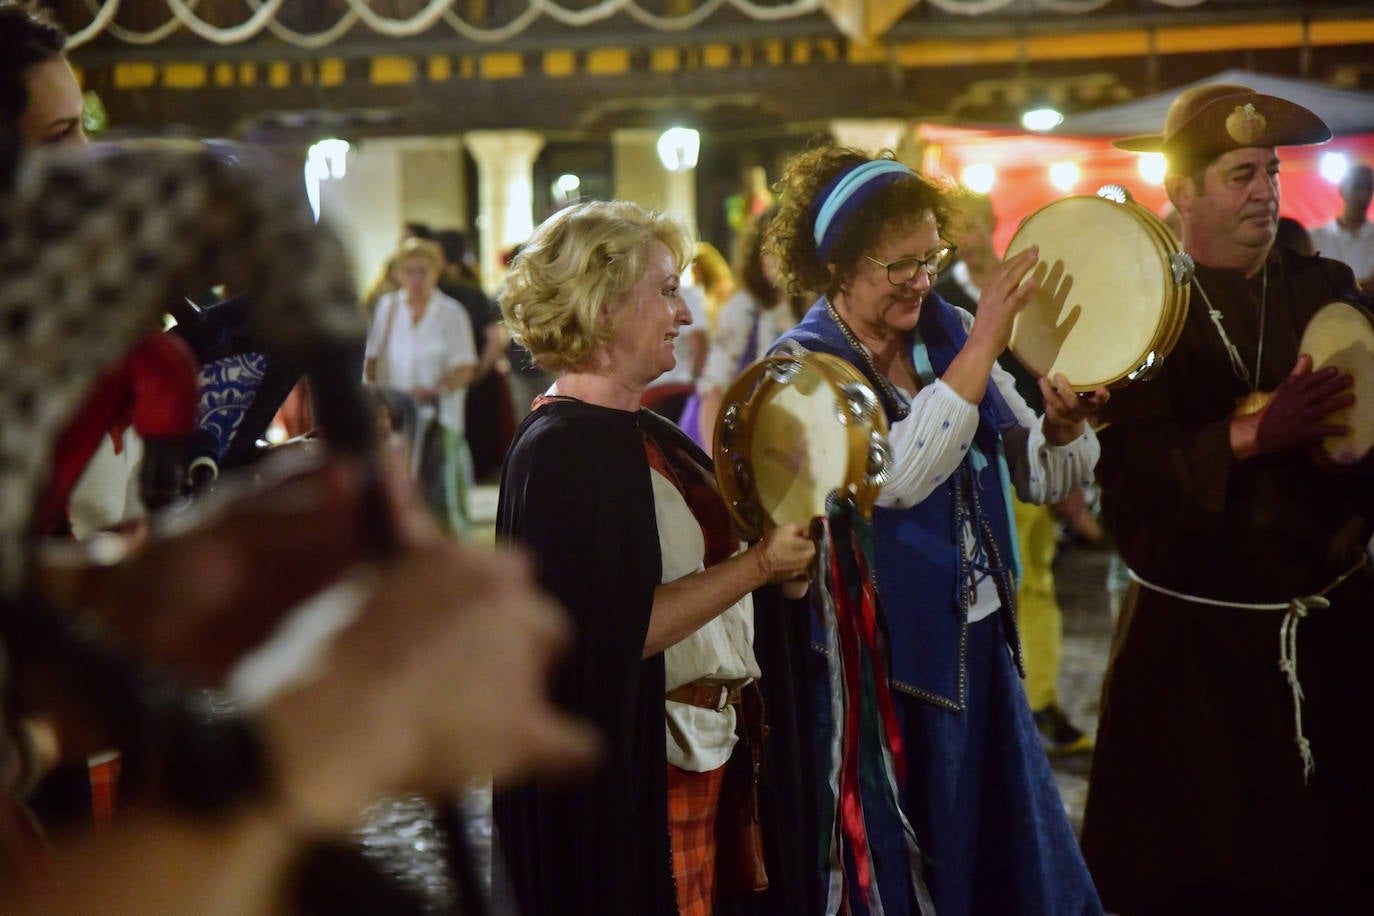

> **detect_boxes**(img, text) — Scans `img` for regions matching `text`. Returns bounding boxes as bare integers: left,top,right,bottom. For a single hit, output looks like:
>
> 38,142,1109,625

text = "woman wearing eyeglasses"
765,146,1108,916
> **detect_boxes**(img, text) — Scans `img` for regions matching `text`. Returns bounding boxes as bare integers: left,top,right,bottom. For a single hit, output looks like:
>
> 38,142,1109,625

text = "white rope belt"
1127,560,1366,783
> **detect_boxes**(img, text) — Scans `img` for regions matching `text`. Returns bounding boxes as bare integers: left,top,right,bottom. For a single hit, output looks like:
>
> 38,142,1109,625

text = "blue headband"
811,159,916,261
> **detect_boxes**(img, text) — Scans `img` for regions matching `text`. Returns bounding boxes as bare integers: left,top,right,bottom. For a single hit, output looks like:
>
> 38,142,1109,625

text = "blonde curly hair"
391,237,445,275
500,200,693,373
766,145,952,302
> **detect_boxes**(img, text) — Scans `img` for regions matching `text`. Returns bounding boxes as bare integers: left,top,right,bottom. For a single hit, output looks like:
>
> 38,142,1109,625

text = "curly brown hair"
765,145,953,301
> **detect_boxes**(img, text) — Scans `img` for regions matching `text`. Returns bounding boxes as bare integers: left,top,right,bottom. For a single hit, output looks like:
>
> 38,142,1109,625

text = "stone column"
464,130,545,287
612,128,697,234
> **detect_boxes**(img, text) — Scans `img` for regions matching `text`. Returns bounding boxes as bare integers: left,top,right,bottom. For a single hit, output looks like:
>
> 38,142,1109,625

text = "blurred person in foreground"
0,100,593,916
495,200,817,916
2,457,597,913
766,145,1107,916
1084,84,1374,913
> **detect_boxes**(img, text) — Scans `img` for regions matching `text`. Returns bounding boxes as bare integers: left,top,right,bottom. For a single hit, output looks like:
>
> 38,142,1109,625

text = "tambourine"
714,351,890,540
1004,191,1194,392
1299,300,1374,465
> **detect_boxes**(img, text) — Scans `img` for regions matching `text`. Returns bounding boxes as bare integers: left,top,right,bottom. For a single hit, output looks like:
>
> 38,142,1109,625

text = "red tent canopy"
918,123,1374,255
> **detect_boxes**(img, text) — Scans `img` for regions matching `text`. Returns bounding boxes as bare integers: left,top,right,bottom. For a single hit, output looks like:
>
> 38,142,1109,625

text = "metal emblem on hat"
1226,103,1267,145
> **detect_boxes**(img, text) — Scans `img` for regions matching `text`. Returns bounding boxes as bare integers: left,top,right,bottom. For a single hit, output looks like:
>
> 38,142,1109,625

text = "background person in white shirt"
1310,162,1374,292
364,238,477,535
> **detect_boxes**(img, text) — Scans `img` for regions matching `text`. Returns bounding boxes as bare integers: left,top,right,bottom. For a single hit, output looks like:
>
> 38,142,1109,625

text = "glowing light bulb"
1021,107,1064,132
961,163,996,194
1050,161,1080,192
1138,153,1166,185
1320,152,1349,184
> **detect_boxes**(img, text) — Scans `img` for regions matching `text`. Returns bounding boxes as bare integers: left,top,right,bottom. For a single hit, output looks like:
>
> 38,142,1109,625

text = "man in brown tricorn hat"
1081,84,1374,913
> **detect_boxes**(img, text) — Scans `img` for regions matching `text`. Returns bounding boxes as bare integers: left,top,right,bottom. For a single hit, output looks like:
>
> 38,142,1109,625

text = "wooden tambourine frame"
714,351,891,541
1004,193,1193,392
1299,300,1374,466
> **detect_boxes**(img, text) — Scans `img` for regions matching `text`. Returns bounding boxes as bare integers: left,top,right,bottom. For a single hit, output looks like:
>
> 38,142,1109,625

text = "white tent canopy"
1055,69,1374,138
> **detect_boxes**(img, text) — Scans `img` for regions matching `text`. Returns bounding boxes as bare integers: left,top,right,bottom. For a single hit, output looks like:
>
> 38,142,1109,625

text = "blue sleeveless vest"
771,294,1024,710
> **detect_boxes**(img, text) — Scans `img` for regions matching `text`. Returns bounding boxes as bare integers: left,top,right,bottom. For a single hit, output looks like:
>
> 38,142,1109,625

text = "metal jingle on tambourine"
720,402,741,450
1096,184,1133,204
1170,252,1196,287
824,488,863,517
866,431,892,485
765,358,802,384
1126,350,1162,383
732,456,754,493
732,498,766,534
842,383,879,425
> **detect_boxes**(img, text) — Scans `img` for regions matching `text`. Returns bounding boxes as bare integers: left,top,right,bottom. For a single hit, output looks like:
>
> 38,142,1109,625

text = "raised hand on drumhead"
1040,374,1110,446
1230,354,1354,460
945,247,1043,407
966,246,1042,357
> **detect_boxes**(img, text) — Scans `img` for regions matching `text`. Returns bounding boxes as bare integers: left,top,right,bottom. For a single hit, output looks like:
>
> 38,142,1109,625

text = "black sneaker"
1032,704,1094,756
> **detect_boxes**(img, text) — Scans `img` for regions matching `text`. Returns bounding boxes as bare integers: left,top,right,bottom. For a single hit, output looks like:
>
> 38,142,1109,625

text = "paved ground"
1042,542,1118,834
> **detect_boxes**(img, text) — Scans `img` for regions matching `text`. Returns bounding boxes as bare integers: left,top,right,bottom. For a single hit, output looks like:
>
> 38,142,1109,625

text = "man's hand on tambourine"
1230,354,1353,461
1040,373,1110,446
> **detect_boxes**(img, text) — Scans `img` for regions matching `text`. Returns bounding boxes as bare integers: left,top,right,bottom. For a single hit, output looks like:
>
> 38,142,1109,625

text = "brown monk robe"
1084,115,1374,912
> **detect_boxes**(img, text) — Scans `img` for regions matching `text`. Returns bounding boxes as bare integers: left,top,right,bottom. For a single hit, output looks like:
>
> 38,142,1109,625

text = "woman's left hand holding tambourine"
1039,373,1110,446
746,523,816,599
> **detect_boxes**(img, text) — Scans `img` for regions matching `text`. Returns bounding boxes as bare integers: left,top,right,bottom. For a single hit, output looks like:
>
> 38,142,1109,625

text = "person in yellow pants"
1013,496,1094,755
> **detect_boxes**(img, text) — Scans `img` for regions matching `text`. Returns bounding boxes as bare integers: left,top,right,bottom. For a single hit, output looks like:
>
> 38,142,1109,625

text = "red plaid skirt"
667,763,727,916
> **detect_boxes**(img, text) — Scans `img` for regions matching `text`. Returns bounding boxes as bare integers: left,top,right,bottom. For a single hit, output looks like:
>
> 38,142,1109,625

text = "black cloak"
492,398,817,916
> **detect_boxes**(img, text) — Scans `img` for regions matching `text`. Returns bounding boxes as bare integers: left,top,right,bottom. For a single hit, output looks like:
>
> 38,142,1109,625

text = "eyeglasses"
864,245,957,286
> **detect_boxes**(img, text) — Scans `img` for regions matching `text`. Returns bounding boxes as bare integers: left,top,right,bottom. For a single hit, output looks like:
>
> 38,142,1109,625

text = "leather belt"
666,681,742,711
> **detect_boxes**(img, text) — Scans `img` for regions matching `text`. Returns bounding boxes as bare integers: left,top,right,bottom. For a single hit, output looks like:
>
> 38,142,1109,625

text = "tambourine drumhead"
1299,301,1374,465
1005,196,1188,391
715,352,889,540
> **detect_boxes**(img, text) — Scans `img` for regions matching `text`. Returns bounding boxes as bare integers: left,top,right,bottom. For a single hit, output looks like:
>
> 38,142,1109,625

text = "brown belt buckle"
710,685,730,710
